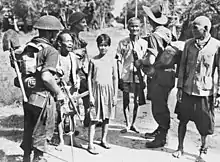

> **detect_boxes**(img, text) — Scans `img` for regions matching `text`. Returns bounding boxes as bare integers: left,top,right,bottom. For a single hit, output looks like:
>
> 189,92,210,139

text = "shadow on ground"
0,149,23,162
0,114,24,142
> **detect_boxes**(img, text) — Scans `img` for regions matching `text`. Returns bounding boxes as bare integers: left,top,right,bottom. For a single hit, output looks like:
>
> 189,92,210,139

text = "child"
87,34,118,155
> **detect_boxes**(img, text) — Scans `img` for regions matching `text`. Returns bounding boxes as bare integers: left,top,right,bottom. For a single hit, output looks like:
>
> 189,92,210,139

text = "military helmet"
34,15,64,31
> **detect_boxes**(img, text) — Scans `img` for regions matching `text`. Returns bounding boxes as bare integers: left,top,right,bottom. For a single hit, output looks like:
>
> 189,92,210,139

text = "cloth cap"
69,12,86,26
193,16,211,32
142,5,168,25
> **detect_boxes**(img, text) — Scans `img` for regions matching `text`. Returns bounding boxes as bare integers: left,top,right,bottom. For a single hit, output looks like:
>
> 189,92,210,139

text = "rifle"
132,50,146,106
59,78,89,123
2,29,28,102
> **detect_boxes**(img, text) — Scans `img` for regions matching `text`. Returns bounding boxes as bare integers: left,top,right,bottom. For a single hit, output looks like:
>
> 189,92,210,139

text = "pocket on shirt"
202,76,213,90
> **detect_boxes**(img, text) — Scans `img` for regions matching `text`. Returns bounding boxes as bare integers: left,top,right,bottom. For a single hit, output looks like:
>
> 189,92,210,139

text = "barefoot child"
87,34,118,155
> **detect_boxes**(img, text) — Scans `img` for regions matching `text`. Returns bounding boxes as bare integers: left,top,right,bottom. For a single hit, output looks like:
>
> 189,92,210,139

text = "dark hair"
54,30,71,49
96,34,111,46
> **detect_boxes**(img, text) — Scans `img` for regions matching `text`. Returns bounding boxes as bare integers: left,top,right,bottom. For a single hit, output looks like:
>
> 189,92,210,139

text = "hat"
68,12,86,26
142,5,168,25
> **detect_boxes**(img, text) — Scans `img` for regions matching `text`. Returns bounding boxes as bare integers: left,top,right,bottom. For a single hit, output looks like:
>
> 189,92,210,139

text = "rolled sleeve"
40,47,59,73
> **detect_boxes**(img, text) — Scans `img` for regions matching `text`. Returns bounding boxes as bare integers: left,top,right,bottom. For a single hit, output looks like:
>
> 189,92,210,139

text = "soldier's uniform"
13,15,64,162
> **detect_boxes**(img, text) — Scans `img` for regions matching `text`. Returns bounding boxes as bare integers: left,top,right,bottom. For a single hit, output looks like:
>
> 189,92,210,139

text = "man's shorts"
175,92,214,136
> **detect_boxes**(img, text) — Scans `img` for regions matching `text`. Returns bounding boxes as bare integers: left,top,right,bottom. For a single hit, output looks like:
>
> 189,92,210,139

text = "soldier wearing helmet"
19,15,65,162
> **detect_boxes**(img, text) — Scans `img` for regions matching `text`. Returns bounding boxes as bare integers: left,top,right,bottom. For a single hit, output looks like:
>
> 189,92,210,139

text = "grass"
0,27,128,105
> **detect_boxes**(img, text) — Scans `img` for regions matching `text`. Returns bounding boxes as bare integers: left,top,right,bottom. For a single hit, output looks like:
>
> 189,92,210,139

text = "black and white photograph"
0,0,220,162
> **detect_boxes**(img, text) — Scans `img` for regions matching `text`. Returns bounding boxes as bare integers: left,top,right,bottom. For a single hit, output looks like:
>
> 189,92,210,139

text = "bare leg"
198,135,208,157
172,120,188,158
121,92,130,132
101,119,109,143
88,121,99,154
100,119,111,149
55,122,65,151
130,91,139,133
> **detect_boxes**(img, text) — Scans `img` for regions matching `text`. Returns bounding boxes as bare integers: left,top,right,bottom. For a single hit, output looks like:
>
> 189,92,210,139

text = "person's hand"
134,59,142,68
215,96,220,108
57,91,66,102
89,96,95,106
74,48,86,58
113,96,117,107
74,81,80,90
177,89,183,103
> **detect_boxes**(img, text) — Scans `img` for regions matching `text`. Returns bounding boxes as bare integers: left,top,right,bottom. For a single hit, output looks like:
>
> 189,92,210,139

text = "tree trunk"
23,17,28,33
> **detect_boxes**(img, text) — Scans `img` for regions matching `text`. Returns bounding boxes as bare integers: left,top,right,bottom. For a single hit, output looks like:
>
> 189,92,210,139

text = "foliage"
178,0,220,40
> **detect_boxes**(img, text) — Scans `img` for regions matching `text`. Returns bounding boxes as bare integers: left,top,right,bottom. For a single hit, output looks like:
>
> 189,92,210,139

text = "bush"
0,31,34,105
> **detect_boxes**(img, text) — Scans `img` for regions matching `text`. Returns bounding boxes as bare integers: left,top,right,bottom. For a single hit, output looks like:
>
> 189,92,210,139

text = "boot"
144,127,160,139
33,149,47,162
23,155,31,162
145,129,167,148
23,151,31,162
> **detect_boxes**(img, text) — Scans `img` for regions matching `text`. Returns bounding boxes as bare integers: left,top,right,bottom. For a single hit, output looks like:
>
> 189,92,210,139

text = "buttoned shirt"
177,37,220,96
116,37,148,83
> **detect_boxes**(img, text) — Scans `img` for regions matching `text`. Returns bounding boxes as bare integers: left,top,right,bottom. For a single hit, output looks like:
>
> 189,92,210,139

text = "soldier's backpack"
14,41,50,108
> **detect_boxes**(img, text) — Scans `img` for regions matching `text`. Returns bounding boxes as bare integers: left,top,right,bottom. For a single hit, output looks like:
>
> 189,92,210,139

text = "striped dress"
89,55,116,121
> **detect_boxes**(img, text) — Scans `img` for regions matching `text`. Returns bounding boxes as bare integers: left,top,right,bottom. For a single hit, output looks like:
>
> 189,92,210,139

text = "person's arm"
146,34,160,65
176,41,189,90
176,41,190,103
115,41,124,79
40,48,64,99
215,47,220,97
112,59,118,106
88,59,94,105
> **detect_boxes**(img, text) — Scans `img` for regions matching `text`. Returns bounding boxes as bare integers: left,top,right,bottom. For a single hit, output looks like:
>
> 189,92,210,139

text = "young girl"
87,34,118,155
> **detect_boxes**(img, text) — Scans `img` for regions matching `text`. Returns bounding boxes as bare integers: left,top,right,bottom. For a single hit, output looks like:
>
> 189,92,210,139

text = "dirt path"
0,88,220,162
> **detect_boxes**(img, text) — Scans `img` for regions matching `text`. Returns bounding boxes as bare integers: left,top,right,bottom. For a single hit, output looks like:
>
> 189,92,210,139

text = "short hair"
96,34,111,46
54,30,71,48
193,16,212,32
127,17,141,27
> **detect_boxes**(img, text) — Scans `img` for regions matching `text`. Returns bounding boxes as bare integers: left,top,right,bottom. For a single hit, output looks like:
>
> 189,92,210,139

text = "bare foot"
195,156,206,162
172,149,184,158
55,144,64,151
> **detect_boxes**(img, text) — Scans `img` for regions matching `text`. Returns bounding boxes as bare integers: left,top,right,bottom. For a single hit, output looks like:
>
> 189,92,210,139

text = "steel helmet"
34,15,64,31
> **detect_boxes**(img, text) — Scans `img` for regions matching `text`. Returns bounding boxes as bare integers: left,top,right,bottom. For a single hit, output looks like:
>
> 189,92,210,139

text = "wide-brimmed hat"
69,12,86,26
142,5,168,25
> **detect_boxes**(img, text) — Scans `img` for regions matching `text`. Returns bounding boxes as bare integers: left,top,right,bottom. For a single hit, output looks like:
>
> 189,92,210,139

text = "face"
60,33,73,57
50,30,59,44
128,20,141,36
98,42,109,56
74,18,87,32
192,23,206,39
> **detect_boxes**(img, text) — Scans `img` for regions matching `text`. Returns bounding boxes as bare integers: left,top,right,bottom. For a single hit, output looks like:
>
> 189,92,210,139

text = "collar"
194,34,211,49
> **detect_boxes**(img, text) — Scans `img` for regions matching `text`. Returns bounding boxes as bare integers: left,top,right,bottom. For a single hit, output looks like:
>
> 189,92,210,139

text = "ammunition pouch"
28,90,49,108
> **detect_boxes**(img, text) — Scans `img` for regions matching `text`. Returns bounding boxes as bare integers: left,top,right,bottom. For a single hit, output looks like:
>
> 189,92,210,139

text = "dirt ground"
0,87,220,162
0,28,220,162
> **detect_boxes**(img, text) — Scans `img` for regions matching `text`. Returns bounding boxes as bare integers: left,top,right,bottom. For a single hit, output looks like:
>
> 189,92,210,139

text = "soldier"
141,4,175,148
68,11,90,127
115,17,148,133
16,15,65,162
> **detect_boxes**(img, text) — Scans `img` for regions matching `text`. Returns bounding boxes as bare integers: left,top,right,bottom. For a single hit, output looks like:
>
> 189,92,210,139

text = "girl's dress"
89,55,116,121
